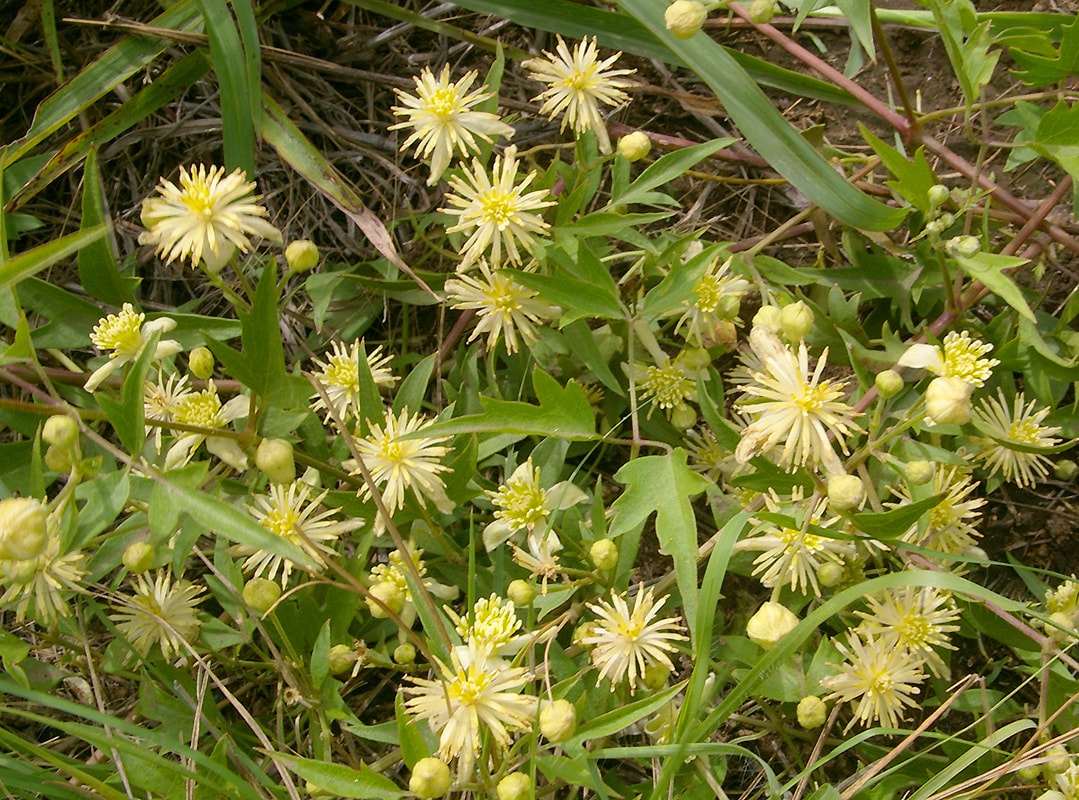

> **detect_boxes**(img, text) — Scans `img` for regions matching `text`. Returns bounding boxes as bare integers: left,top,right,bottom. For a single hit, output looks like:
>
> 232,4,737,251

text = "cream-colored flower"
483,459,587,550
447,594,533,660
897,330,999,388
0,522,86,625
511,529,564,590
821,630,927,731
634,354,699,421
735,325,859,474
139,164,282,272
110,570,205,660
144,372,193,452
683,427,738,482
368,544,458,628
309,339,397,423
85,304,181,392
445,262,559,354
391,65,515,185
441,145,554,270
892,466,984,559
971,390,1062,488
523,36,634,153
235,481,363,586
349,408,454,532
164,379,249,470
674,256,752,346
581,586,687,694
855,586,959,677
404,641,537,775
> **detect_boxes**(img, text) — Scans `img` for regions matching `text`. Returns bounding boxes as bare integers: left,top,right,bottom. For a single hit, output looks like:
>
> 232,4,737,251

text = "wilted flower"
309,339,397,424
898,331,999,388
523,36,634,153
85,304,181,392
821,629,927,730
511,529,564,589
482,459,587,550
139,164,282,272
971,391,1062,487
111,571,205,660
163,379,249,470
444,262,559,354
441,145,554,270
391,65,514,185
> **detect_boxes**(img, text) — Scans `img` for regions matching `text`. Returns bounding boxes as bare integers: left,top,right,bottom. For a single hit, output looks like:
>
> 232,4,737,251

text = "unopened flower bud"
255,439,296,485
285,239,320,274
393,643,417,665
752,305,782,332
366,581,405,618
905,460,936,485
827,474,865,511
797,695,828,729
43,415,79,449
1044,745,1070,774
716,294,742,319
1016,762,1042,783
574,621,599,649
122,541,156,573
44,445,74,473
925,376,973,426
670,403,698,431
946,235,981,258
780,301,814,341
590,538,619,571
1,556,39,584
681,347,712,371
243,577,282,615
1054,460,1078,481
927,184,950,209
0,497,48,561
642,661,672,690
507,579,537,607
539,698,578,743
747,601,799,649
188,346,215,380
1047,611,1076,643
617,131,652,162
747,0,776,23
327,643,359,675
875,369,904,399
665,0,708,38
817,561,845,588
409,757,451,799
497,773,532,800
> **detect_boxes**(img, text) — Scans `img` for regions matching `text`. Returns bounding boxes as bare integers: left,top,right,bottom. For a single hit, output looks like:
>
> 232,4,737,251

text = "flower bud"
1054,460,1078,481
746,601,799,649
507,579,537,607
188,346,215,380
927,184,950,209
394,643,417,665
925,376,973,426
243,577,282,615
752,305,782,332
1016,762,1042,783
0,497,48,561
748,0,776,24
122,541,156,573
44,445,74,473
1047,611,1076,643
1,555,39,584
681,347,712,371
255,439,296,485
780,301,814,342
946,235,981,258
617,131,652,162
905,460,936,486
327,643,359,675
366,581,405,618
827,474,865,511
642,661,672,690
43,415,79,449
875,369,904,399
285,239,320,274
409,757,451,799
1044,745,1070,774
670,403,698,431
817,561,845,588
589,538,619,571
665,0,708,38
797,695,827,729
539,698,578,743
573,621,599,649
497,773,532,800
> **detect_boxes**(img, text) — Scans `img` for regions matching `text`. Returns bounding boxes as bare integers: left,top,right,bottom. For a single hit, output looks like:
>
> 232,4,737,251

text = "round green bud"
393,643,417,665
243,577,282,615
747,0,776,23
409,757,451,799
42,415,79,449
716,293,742,320
925,376,973,426
1044,745,1070,775
590,538,619,571
255,439,296,485
780,300,814,342
747,601,799,650
0,497,48,562
1054,460,1079,481
927,184,950,209
507,579,537,607
680,347,712,371
817,561,845,588
0,555,39,584
752,305,783,332
366,581,405,619
797,695,828,729
946,235,981,258
327,643,360,675
905,460,936,486
1016,762,1042,783
617,131,652,162
122,541,156,574
670,403,698,431
539,698,578,743
285,239,320,274
188,346,215,380
875,369,904,399
642,661,672,691
44,444,74,473
664,0,708,39
827,474,865,511
496,773,533,800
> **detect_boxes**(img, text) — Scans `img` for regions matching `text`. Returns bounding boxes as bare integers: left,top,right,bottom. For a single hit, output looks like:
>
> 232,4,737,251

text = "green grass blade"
78,148,139,305
616,0,905,232
0,225,109,293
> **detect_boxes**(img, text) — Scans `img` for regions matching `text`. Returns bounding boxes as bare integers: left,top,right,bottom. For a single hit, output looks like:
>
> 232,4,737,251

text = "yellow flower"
144,372,193,452
447,594,529,658
236,481,363,586
898,330,999,388
441,145,554,270
635,354,699,420
164,379,249,470
822,630,927,731
523,36,635,153
581,586,687,694
674,256,751,346
892,466,984,560
0,521,86,625
444,262,559,354
482,458,586,550
971,390,1062,487
391,65,515,185
85,304,181,392
110,571,205,661
139,164,282,272
309,339,397,423
856,586,959,677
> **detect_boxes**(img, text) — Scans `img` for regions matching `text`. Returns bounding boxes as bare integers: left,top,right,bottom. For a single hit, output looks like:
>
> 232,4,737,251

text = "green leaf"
393,353,437,416
931,1,1000,106
78,148,137,304
418,368,597,440
251,753,405,800
606,139,734,209
512,269,623,323
951,251,1034,322
564,682,685,749
849,493,944,539
1010,13,1079,86
95,327,159,455
0,225,109,293
610,448,711,640
861,127,937,214
395,693,431,769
